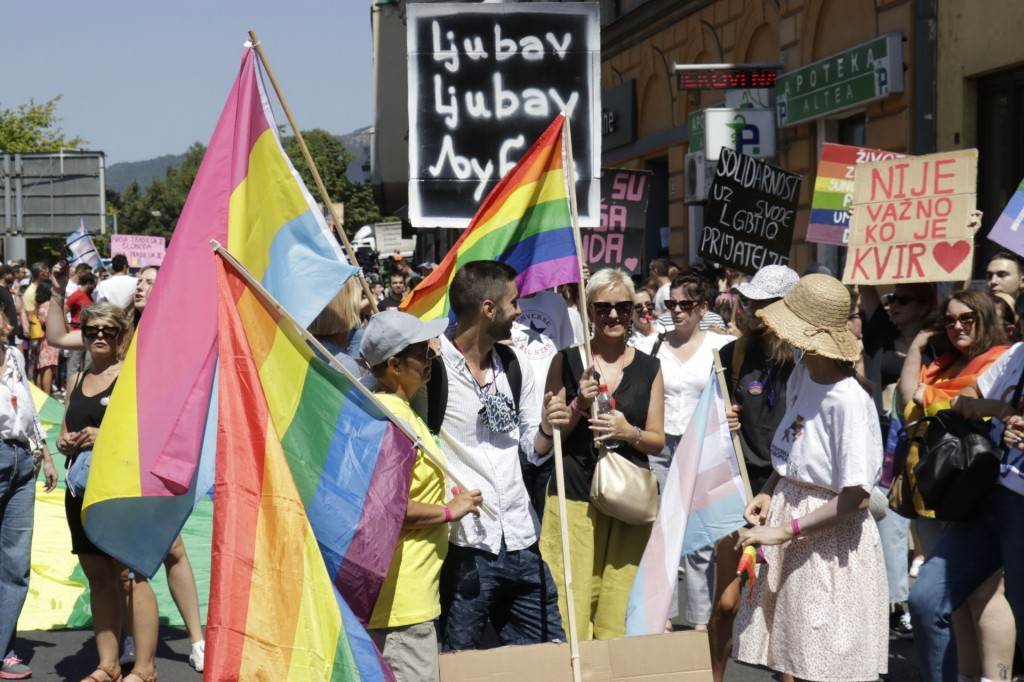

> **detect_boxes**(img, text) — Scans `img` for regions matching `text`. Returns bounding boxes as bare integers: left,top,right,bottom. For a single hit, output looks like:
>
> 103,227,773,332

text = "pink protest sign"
110,234,166,268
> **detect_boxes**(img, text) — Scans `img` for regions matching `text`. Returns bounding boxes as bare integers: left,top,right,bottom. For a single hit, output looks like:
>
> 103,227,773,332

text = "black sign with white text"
407,2,600,228
699,148,802,274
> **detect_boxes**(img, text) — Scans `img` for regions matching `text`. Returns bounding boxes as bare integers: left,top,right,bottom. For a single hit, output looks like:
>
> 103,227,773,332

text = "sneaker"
0,655,31,680
910,556,925,578
889,609,913,639
119,636,135,667
190,640,205,673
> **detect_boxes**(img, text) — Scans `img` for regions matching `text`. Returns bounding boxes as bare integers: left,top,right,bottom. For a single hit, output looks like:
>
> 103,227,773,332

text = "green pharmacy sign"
775,33,903,127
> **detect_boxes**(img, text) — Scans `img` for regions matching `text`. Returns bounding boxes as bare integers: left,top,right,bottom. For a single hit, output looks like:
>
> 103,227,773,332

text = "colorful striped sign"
207,254,416,680
82,46,357,578
807,143,906,246
400,114,580,320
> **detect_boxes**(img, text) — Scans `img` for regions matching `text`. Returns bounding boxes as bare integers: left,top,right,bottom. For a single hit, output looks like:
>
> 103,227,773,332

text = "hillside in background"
105,125,371,193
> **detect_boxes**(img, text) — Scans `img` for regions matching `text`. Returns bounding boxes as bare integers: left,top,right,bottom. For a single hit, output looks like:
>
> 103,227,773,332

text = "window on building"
977,68,1024,262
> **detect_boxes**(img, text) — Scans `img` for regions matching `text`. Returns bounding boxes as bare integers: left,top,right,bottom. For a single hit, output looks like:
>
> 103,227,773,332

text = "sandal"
123,671,158,682
81,666,121,682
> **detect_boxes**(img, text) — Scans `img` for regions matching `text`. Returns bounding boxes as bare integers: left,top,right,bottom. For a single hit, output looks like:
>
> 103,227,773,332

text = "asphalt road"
15,627,919,681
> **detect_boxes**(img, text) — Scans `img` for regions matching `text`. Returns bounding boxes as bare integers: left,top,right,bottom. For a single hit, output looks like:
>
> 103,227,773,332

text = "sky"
3,1,374,165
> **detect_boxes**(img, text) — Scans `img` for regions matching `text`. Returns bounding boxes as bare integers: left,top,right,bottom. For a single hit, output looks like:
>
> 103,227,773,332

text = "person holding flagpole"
733,274,888,682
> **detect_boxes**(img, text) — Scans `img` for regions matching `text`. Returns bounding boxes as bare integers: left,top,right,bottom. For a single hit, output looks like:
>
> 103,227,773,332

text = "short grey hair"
585,268,635,303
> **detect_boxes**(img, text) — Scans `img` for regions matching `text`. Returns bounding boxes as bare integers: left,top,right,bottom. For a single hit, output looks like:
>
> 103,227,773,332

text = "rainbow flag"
208,253,416,680
81,46,357,578
400,114,579,320
625,370,749,635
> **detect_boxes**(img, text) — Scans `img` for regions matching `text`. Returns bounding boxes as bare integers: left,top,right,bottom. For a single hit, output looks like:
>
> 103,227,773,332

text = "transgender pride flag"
625,370,749,635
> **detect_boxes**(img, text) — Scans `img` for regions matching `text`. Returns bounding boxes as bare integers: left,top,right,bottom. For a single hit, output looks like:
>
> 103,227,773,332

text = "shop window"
977,68,1024,264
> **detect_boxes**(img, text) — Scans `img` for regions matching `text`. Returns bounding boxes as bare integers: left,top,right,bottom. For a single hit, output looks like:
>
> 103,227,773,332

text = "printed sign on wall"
987,176,1024,257
698,148,802,274
407,2,600,228
110,234,166,268
807,143,907,246
582,168,651,275
843,149,978,285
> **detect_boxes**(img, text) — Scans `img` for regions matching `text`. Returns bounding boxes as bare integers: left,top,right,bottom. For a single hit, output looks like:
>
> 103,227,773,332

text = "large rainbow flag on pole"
82,45,357,578
400,113,580,320
208,251,416,680
624,370,748,635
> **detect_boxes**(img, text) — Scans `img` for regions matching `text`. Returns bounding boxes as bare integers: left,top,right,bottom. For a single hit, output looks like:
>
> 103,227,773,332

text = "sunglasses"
664,299,699,313
738,294,775,311
592,301,633,318
82,325,121,340
884,293,920,307
943,312,977,329
633,302,655,314
397,341,437,364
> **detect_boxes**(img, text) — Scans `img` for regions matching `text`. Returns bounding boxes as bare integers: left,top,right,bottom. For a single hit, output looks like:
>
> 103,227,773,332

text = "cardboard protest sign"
843,149,978,285
987,176,1024,256
110,234,166,268
406,2,600,228
807,143,907,246
698,148,801,274
581,169,651,275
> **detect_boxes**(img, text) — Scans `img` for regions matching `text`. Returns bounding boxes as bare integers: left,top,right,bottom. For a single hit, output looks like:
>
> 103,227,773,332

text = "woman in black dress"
59,303,158,682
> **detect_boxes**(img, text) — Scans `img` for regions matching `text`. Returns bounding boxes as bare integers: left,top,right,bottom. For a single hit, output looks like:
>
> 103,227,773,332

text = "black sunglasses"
634,302,655,314
664,299,699,312
884,293,920,307
592,301,633,318
943,312,976,329
82,325,121,340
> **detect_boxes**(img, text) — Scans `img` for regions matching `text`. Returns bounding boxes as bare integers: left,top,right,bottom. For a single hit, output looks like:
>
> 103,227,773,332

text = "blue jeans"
0,442,35,659
908,486,1024,682
876,486,910,604
440,540,564,650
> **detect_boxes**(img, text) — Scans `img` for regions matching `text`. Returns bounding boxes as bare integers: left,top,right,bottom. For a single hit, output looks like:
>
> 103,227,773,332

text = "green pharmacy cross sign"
775,33,903,128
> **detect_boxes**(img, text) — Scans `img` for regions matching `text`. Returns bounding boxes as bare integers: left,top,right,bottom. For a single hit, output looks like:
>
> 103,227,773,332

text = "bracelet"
538,425,553,440
633,426,643,445
790,517,801,536
571,397,590,418
443,505,453,523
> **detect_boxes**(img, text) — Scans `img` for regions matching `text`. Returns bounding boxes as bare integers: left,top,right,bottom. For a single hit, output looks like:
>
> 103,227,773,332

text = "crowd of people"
2,245,1024,682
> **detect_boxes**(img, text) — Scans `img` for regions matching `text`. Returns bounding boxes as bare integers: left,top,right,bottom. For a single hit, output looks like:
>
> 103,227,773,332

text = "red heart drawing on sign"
932,240,971,273
624,257,639,271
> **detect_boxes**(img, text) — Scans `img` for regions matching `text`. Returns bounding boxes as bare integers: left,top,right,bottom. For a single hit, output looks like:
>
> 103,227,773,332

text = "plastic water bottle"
595,384,620,451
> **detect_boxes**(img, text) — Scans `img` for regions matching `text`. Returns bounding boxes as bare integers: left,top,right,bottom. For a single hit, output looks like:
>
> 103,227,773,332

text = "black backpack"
425,343,523,434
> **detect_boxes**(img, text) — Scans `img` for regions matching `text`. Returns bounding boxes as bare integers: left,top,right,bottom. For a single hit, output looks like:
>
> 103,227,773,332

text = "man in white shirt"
93,254,137,309
431,261,565,650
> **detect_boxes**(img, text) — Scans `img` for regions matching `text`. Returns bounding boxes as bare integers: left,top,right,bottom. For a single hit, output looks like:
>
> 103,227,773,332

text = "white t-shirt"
975,342,1024,497
654,282,673,331
770,362,882,493
94,274,137,308
634,331,733,436
511,291,574,409
567,306,585,348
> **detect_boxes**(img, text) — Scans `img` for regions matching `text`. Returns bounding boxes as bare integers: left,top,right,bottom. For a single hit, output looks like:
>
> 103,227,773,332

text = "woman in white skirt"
733,273,888,682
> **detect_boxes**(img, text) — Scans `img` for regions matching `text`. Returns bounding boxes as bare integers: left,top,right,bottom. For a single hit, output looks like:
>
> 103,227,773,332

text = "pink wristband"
790,517,801,536
571,398,590,418
443,505,453,523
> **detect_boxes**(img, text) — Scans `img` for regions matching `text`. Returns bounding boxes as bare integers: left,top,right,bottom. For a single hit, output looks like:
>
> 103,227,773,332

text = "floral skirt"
733,477,888,681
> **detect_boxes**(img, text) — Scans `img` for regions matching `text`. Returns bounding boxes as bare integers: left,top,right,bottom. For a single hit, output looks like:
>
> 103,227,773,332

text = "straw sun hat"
756,273,860,362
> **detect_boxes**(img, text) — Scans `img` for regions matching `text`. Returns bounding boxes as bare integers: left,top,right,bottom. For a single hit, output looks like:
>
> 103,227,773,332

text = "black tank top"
65,374,116,433
551,348,661,501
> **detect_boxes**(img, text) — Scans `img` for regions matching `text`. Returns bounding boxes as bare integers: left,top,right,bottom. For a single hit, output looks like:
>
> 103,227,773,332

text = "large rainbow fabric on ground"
400,113,579,320
83,46,356,578
207,256,415,680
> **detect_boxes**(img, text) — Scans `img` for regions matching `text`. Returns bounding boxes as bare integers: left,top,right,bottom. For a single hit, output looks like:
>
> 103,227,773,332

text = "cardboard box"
439,631,712,681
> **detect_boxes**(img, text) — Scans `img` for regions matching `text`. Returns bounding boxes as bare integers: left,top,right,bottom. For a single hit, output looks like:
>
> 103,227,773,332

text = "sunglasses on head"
884,293,919,306
664,299,699,313
634,302,655,314
592,301,633,318
943,312,976,329
82,325,121,340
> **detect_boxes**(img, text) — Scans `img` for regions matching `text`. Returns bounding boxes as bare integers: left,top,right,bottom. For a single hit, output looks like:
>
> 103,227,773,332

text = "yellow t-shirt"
368,392,449,629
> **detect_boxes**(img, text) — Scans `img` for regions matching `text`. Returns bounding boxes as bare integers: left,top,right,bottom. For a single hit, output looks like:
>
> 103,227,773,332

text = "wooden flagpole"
246,30,379,314
211,240,495,519
712,348,754,502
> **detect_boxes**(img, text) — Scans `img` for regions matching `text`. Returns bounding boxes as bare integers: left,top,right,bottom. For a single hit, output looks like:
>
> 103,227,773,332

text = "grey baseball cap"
360,310,449,367
732,265,800,301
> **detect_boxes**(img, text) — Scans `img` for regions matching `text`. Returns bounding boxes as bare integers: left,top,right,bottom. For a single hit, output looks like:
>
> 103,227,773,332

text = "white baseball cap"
732,265,800,301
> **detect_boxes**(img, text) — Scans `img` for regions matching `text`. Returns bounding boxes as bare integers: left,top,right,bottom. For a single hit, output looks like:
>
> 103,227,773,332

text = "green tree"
0,96,85,152
113,143,205,238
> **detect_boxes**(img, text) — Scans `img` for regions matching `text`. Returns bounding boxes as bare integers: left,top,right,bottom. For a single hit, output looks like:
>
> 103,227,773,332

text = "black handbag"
910,410,1000,521
910,361,1024,522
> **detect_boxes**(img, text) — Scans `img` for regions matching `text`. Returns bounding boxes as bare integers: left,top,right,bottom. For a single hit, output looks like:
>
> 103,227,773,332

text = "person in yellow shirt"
360,310,482,682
